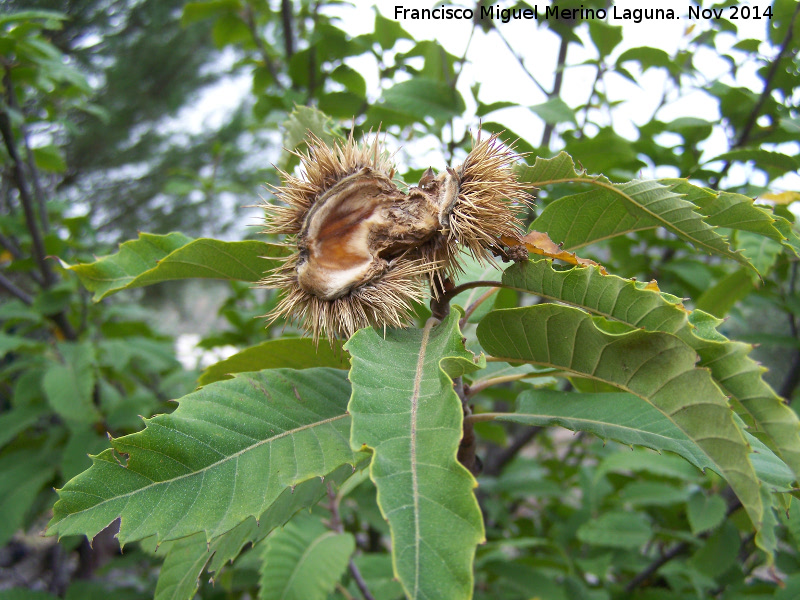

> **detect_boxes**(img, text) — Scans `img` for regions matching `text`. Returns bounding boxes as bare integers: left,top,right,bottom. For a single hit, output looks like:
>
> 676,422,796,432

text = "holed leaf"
61,232,288,301
346,311,485,600
48,368,362,545
476,303,763,546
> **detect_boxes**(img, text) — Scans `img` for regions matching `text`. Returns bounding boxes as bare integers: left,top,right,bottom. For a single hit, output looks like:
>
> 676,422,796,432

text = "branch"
456,377,481,475
624,540,689,592
242,2,286,91
0,104,55,287
577,62,604,137
347,560,376,600
467,371,563,397
327,484,375,600
0,231,23,260
3,68,48,233
442,280,504,303
281,0,294,59
481,426,541,477
461,286,498,324
711,1,800,188
625,495,742,592
493,26,548,96
541,35,570,149
0,271,33,305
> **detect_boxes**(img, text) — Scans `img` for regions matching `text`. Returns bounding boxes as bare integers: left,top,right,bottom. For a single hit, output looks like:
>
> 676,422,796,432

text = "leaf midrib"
281,530,339,600
410,318,435,599
485,350,734,481
57,413,349,521
534,176,738,259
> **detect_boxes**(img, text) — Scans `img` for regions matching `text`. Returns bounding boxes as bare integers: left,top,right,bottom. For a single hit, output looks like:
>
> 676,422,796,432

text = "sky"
185,0,798,195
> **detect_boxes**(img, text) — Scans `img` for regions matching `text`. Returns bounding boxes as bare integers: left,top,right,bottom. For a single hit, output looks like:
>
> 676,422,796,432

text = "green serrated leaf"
476,303,763,548
497,390,716,470
282,106,343,156
709,149,799,176
330,64,366,97
523,153,748,268
619,481,690,507
736,231,783,276
61,232,288,301
373,9,412,50
500,259,800,494
154,463,360,600
258,513,354,600
596,448,702,481
346,311,485,600
48,368,363,545
198,338,349,386
663,179,798,261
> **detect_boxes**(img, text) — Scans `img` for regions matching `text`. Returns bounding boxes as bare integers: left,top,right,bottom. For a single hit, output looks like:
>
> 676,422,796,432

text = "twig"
306,0,322,102
467,371,563,397
3,68,48,233
242,2,286,91
281,0,294,59
327,484,376,600
624,541,689,592
710,1,800,189
461,286,498,323
625,495,742,592
456,377,481,475
0,231,23,260
482,426,541,477
335,583,357,600
493,27,548,96
577,62,604,137
347,560,376,600
0,271,33,304
0,106,55,286
442,280,504,303
541,35,570,149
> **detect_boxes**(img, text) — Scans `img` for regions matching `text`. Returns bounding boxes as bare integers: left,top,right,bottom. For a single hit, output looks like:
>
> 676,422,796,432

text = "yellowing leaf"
760,191,800,205
502,231,608,274
643,280,661,292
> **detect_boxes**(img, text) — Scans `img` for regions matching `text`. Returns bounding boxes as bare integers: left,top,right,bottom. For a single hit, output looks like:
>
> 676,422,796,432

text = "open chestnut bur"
260,131,532,342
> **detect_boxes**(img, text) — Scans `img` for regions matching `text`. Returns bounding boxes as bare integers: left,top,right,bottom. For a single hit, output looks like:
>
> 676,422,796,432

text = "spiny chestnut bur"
260,131,531,342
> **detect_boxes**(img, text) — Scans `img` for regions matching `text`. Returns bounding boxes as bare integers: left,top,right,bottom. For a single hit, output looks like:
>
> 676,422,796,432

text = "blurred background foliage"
1,0,799,598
